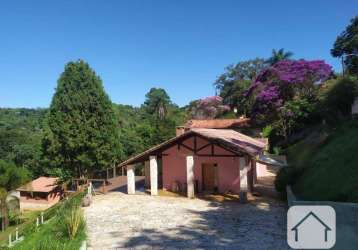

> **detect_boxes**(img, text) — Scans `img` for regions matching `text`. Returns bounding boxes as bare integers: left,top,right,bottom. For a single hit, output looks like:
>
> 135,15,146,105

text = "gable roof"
118,128,266,167
184,118,250,129
16,177,59,193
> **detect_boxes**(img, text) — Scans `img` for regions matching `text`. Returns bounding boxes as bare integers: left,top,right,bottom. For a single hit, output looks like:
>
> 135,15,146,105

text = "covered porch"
113,128,274,202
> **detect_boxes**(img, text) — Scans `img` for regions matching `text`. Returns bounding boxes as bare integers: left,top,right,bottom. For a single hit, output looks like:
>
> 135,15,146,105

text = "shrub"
274,166,303,193
63,206,85,240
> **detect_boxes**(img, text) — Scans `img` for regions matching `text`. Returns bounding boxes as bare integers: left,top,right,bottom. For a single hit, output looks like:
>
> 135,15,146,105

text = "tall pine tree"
43,60,122,178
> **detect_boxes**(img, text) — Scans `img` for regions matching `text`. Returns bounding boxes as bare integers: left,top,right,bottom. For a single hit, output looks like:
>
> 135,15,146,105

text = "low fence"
287,186,358,249
0,188,86,248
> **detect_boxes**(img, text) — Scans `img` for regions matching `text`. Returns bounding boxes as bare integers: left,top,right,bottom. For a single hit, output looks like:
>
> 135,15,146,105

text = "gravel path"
84,193,289,250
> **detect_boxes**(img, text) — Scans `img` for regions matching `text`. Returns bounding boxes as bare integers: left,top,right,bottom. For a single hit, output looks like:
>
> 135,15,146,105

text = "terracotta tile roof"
191,128,266,156
118,128,266,167
185,118,250,129
16,177,59,193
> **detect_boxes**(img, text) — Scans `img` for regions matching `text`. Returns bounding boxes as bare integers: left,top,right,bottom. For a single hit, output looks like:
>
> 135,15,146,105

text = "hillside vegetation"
277,119,358,202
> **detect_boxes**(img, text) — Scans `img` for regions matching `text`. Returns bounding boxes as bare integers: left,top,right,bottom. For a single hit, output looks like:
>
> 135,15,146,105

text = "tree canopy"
143,88,172,120
42,60,122,178
214,58,267,115
187,96,230,119
331,16,358,75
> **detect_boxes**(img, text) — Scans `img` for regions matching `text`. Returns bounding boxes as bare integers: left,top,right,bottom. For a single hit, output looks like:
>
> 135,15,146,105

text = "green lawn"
288,119,358,202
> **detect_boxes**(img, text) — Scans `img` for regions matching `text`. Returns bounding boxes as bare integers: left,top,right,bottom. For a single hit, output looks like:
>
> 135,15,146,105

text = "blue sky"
0,1,357,108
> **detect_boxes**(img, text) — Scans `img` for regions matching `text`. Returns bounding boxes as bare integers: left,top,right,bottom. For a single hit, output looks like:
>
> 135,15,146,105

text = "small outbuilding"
16,177,62,210
118,127,269,201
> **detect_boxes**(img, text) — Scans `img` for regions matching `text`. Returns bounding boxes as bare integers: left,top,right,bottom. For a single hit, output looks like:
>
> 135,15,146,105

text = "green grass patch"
292,119,358,202
11,214,85,250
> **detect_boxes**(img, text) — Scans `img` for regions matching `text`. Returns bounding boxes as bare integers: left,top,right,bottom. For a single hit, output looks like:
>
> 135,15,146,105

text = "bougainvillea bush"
247,60,332,121
247,59,332,141
188,96,230,119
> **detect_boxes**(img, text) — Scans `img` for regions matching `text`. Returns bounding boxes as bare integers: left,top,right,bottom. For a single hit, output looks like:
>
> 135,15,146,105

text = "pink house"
16,177,62,210
118,121,270,201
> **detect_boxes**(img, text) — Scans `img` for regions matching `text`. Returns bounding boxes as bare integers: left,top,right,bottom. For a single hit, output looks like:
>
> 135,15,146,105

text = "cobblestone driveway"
84,193,289,250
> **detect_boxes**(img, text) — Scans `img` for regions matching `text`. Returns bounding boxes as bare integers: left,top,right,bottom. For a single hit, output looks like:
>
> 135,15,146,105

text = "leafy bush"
274,166,303,193
318,76,358,123
262,125,273,138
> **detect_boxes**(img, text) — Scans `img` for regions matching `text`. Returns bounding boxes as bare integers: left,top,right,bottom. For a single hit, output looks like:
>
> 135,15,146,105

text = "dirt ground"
84,192,289,250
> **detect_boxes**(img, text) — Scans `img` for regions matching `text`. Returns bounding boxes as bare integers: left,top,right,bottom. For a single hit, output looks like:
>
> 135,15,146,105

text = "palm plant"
267,48,294,65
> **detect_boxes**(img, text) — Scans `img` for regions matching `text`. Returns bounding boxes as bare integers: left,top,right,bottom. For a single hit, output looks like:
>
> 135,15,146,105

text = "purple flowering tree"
188,96,230,119
247,59,332,123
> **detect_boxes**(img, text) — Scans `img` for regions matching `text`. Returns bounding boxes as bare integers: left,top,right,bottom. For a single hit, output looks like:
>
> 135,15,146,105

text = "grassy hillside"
284,119,358,202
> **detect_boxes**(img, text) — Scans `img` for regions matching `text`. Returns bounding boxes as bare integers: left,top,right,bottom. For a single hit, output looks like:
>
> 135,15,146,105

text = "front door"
202,163,216,192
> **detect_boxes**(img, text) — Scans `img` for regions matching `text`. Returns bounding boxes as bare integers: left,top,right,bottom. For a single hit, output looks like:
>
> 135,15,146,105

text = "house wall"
162,136,245,194
19,189,61,208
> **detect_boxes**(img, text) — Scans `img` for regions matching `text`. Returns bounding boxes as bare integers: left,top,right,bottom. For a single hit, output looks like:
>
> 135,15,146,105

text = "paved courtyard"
84,192,289,250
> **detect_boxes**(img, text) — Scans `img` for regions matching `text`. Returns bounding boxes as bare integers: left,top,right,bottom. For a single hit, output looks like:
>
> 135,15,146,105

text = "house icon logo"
287,206,336,249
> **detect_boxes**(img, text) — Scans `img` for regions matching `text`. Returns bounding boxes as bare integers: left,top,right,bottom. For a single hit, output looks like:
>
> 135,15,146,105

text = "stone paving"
84,192,289,250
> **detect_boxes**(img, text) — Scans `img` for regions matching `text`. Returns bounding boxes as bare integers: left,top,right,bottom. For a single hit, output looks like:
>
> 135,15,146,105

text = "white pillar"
144,161,150,189
127,165,135,195
186,155,195,198
239,157,248,203
149,156,158,196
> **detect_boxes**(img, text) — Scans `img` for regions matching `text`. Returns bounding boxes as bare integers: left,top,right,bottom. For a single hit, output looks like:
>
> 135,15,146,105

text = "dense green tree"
331,16,358,75
0,108,45,177
42,60,122,178
266,48,294,65
143,88,172,120
142,88,184,144
214,58,267,115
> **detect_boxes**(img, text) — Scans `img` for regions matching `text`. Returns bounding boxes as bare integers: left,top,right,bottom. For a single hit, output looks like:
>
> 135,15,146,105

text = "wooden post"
186,155,195,198
36,217,39,227
41,212,44,224
15,227,18,241
113,167,116,178
127,165,135,194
